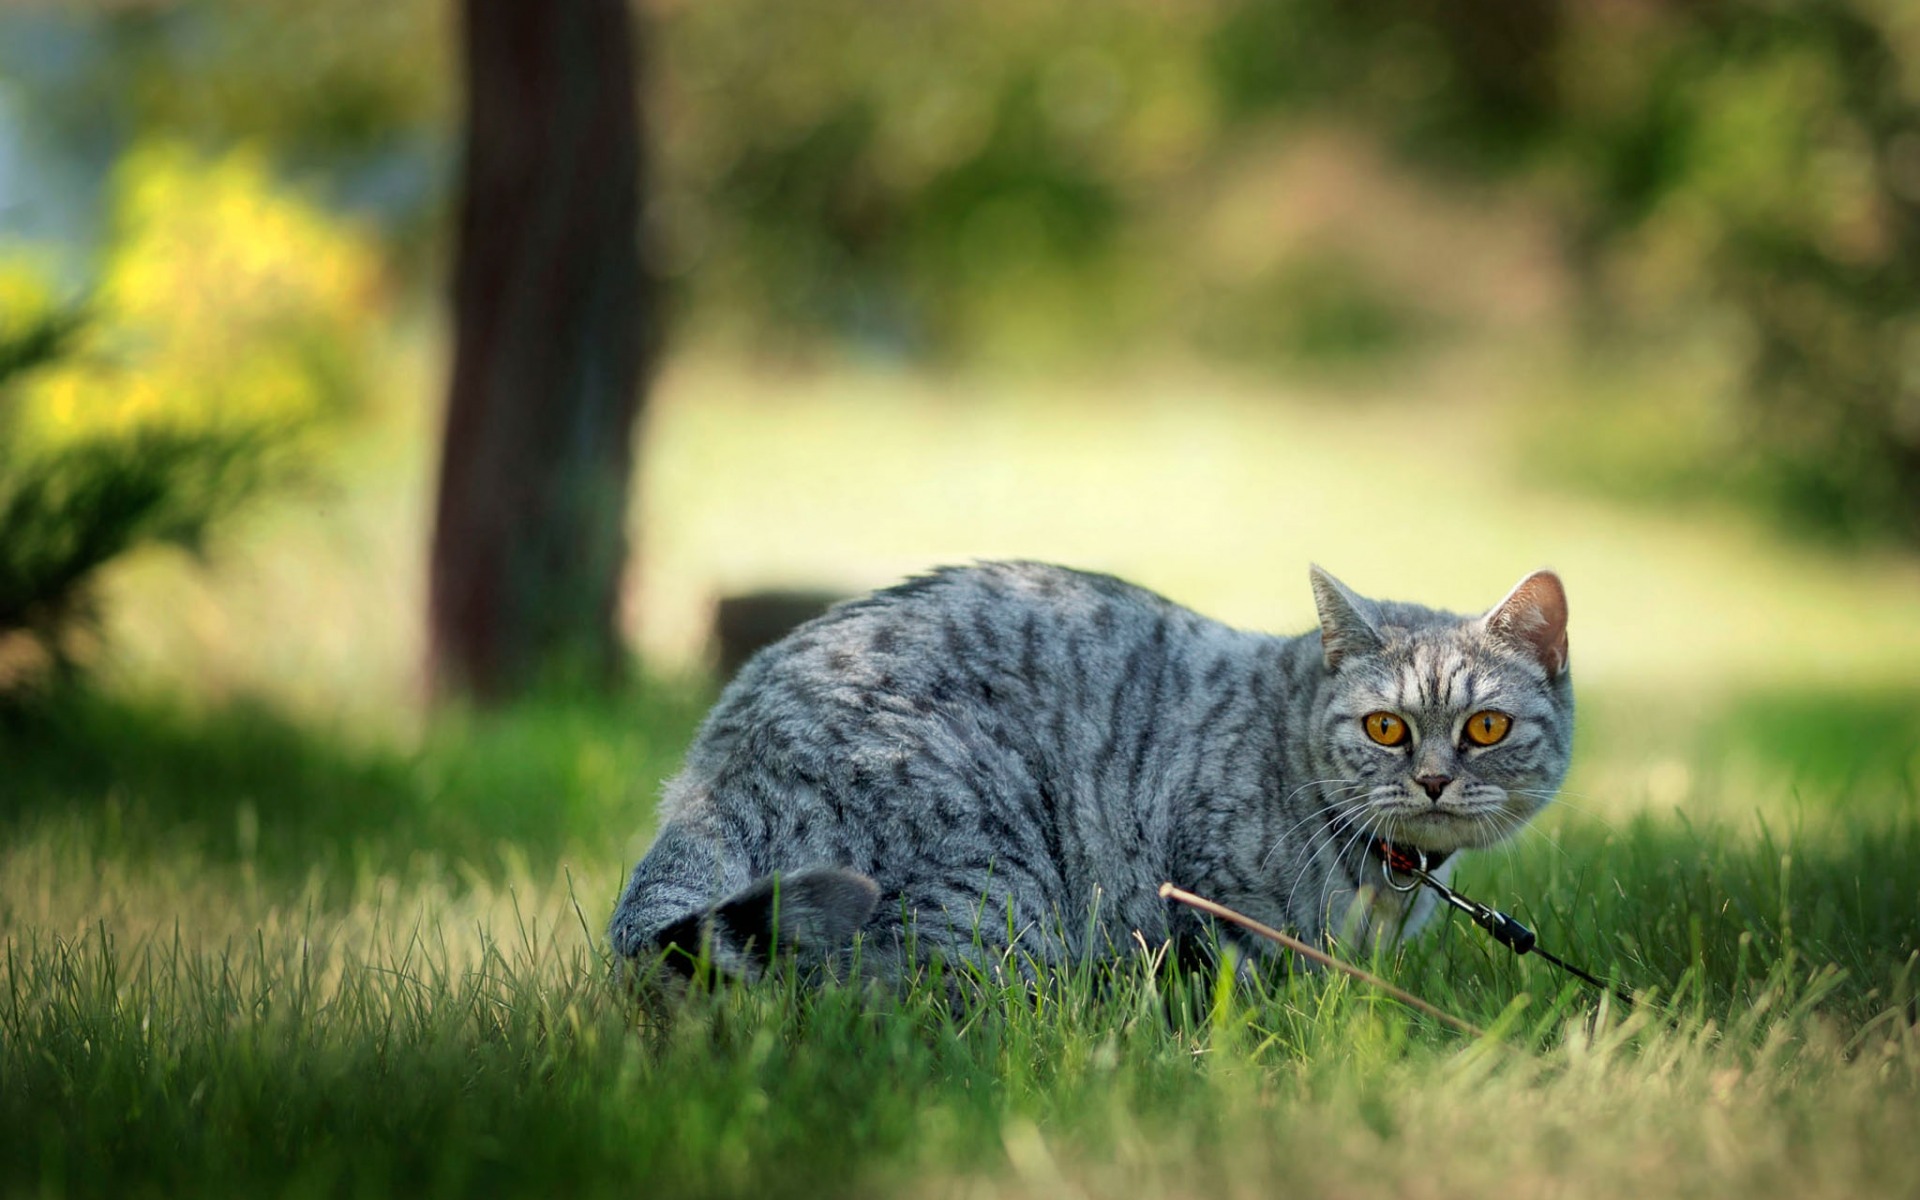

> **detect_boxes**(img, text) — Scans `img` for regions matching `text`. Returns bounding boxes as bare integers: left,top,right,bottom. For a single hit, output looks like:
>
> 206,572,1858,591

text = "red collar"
1370,836,1452,875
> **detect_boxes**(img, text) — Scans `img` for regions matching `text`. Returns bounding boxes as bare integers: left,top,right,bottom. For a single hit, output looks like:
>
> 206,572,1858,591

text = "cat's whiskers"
1301,791,1375,866
1329,807,1385,888
1258,781,1367,873
1277,777,1369,807
1262,778,1368,847
1334,808,1398,939
1519,784,1598,803
1272,815,1370,925
1279,779,1568,945
1481,805,1565,880
1267,780,1367,835
1473,810,1516,870
1524,829,1574,866
1507,788,1620,832
1276,793,1376,922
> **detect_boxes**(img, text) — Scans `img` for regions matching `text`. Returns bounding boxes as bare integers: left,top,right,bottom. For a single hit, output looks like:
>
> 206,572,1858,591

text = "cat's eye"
1463,711,1512,747
1362,712,1409,747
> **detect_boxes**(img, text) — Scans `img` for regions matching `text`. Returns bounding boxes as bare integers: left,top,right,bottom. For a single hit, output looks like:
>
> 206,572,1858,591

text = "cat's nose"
1414,774,1452,801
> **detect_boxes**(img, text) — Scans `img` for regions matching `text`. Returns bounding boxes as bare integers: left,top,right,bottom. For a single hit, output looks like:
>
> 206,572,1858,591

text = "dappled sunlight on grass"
3,761,1917,1199
0,684,705,893
17,343,1914,1200
0,818,605,984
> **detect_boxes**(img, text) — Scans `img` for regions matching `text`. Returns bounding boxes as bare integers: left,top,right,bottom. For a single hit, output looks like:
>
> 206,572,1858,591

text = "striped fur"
608,561,1573,982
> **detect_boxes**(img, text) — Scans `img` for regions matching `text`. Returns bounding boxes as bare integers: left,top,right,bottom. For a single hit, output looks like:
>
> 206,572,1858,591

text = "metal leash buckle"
1377,840,1425,893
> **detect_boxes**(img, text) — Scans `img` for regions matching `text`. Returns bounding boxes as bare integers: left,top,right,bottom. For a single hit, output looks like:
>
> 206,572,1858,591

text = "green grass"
8,353,1920,1197
3,681,1918,1199
0,682,708,891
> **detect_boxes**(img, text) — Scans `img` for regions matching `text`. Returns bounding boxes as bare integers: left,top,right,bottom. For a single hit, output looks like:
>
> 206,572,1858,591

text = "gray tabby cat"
609,561,1572,983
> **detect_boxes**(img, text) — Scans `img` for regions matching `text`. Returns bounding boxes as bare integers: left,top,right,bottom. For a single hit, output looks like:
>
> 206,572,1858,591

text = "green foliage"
0,428,270,675
8,1,1920,538
16,0,446,163
1209,0,1563,167
1706,685,1920,797
1221,0,1920,543
657,0,1193,357
0,143,386,692
1559,2,1920,545
0,682,708,888
657,0,1920,540
1194,250,1439,368
0,299,84,390
0,294,269,685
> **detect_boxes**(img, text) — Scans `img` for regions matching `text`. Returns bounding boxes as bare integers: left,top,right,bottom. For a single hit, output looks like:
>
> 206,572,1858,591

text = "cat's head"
1307,566,1573,855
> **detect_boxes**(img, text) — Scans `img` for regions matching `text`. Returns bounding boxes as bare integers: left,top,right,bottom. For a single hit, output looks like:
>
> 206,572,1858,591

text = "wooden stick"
1158,882,1486,1038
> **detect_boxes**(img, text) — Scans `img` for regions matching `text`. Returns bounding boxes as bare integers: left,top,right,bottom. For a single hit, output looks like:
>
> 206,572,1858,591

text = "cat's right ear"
1309,565,1382,671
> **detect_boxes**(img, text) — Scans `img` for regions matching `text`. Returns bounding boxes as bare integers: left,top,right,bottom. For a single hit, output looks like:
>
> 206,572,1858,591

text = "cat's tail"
608,821,880,981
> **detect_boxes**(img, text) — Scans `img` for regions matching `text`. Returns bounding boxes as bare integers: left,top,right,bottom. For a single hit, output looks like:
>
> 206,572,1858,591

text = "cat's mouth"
1374,799,1522,852
1385,814,1487,852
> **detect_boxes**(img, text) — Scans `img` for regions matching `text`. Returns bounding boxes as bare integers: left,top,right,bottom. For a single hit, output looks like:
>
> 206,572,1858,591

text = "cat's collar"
1369,836,1452,883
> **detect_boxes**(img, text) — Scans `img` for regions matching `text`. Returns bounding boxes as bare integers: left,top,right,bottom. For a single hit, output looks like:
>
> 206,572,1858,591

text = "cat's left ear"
1484,569,1569,679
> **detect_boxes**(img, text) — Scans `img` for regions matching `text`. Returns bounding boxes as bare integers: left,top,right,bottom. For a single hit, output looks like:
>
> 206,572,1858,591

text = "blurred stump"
714,590,845,679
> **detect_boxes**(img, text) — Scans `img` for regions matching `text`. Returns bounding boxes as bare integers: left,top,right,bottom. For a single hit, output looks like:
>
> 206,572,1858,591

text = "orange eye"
1363,712,1409,746
1464,711,1512,746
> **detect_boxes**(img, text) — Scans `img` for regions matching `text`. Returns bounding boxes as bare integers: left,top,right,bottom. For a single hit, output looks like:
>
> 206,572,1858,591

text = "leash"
1369,837,1637,1009
1158,841,1637,1035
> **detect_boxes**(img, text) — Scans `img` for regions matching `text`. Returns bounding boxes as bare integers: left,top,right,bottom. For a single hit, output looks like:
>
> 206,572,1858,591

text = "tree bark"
429,0,652,702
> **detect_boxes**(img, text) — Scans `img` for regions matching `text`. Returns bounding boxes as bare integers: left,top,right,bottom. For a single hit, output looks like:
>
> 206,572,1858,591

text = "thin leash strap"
1529,943,1633,1004
1373,839,1637,1010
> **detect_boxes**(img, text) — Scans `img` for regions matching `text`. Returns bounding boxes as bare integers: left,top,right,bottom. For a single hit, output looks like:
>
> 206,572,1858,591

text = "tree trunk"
429,0,652,703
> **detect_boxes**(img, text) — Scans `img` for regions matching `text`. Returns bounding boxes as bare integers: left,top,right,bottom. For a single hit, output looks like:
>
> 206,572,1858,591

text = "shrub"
0,143,384,693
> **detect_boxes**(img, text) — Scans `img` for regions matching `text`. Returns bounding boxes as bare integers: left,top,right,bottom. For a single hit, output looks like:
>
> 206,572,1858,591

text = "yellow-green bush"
14,141,383,449
0,142,386,689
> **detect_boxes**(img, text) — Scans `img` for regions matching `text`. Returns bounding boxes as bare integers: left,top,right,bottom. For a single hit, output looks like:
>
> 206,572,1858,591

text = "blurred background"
2,0,1918,833
7,16,1920,1192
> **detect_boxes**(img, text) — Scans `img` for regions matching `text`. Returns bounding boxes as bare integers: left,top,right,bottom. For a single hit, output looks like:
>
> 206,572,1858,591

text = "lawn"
4,354,1918,1197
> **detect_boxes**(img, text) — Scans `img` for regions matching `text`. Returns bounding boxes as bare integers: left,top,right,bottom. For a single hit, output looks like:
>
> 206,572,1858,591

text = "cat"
608,561,1572,984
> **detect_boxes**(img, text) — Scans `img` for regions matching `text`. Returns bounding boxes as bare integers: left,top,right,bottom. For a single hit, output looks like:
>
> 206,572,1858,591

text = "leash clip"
1376,839,1427,894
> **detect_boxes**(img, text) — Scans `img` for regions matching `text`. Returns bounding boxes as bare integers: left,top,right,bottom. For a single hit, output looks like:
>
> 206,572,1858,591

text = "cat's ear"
1309,565,1383,671
1484,569,1569,678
